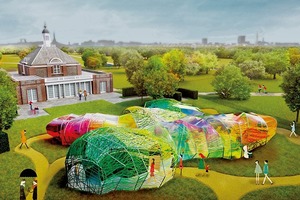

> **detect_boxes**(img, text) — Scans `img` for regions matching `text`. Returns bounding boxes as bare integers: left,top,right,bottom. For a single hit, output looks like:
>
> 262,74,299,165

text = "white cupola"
42,23,51,47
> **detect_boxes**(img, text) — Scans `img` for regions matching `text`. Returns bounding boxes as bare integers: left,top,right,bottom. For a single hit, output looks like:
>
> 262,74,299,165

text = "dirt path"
15,128,300,200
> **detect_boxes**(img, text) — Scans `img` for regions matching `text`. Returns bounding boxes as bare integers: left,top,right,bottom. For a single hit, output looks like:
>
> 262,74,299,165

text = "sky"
0,0,300,45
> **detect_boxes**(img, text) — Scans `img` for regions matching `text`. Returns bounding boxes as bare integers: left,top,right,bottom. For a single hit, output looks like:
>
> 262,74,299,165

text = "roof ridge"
31,46,43,65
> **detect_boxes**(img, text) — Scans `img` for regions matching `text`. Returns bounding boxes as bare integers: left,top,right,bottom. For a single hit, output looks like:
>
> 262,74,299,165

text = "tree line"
0,45,300,121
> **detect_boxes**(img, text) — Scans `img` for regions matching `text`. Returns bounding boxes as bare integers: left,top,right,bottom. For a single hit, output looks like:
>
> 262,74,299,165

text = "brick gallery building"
10,25,113,105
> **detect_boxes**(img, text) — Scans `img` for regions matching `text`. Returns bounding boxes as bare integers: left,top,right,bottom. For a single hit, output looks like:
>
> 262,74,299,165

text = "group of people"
78,90,88,101
20,178,37,200
255,160,273,185
258,84,267,94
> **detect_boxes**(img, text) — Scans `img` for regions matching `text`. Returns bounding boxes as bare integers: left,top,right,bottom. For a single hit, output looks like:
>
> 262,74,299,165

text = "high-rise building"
202,38,208,45
237,35,246,45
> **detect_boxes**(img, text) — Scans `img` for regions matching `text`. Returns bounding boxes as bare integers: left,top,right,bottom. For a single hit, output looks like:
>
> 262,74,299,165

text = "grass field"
0,54,20,71
241,185,300,200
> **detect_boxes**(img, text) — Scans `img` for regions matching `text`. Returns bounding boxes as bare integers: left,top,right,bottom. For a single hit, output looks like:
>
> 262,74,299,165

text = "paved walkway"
16,92,142,120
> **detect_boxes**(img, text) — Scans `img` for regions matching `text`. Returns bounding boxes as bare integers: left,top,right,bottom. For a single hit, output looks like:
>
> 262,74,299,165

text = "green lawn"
241,185,300,200
45,169,217,200
0,54,20,71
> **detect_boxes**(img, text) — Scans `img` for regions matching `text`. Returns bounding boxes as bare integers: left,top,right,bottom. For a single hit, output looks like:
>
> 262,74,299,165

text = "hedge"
177,88,198,99
0,132,10,154
122,87,137,97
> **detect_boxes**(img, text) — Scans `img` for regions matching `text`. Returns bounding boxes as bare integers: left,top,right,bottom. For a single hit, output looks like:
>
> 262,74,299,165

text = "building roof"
42,25,49,34
20,45,79,66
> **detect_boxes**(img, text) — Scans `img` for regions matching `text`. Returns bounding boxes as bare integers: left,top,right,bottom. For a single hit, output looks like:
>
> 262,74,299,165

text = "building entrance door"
27,89,37,102
100,81,107,93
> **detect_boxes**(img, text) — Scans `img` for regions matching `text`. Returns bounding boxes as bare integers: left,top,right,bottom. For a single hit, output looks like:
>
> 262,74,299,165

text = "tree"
188,51,218,74
122,51,144,82
86,56,101,69
202,52,218,74
280,65,300,122
232,49,252,66
82,49,107,69
212,65,251,100
288,47,300,66
263,50,290,79
111,49,123,67
0,70,18,131
144,56,179,98
60,46,70,53
162,49,186,81
238,60,265,79
17,49,31,59
0,52,2,61
130,69,147,100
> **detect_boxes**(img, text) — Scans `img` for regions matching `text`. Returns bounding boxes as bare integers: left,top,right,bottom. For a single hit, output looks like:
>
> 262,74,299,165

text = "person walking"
31,178,37,200
179,154,183,176
254,160,262,185
290,121,297,137
29,101,33,111
263,85,267,94
150,158,155,177
20,130,29,149
20,179,26,200
262,160,273,185
197,153,206,176
258,84,262,93
83,90,87,101
78,90,82,101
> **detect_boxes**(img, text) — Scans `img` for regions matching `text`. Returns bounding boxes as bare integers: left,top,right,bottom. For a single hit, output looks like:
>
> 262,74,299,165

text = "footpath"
16,92,141,120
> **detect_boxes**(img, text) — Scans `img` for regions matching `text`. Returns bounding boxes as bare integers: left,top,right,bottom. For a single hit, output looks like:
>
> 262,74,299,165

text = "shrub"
0,132,10,154
122,87,137,97
177,88,198,99
164,91,182,101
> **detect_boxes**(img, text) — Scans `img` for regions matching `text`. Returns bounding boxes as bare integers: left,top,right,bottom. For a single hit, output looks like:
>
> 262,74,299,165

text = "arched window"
50,58,63,74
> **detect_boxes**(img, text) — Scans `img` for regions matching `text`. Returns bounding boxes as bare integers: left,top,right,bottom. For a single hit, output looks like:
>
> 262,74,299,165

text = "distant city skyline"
0,0,300,44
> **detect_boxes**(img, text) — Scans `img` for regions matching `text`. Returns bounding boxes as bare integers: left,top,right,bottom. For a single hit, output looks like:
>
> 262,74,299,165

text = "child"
205,164,210,176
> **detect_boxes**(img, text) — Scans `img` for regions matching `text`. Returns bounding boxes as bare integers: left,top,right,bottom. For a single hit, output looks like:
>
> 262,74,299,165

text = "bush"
122,87,137,97
173,91,182,101
212,65,251,100
164,91,182,101
177,88,198,99
0,132,10,153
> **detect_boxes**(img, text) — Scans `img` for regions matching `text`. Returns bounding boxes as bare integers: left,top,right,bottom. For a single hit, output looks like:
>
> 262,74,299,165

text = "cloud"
0,0,299,44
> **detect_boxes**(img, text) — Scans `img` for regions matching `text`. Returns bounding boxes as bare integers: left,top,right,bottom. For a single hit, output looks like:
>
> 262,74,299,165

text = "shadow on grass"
46,169,218,200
